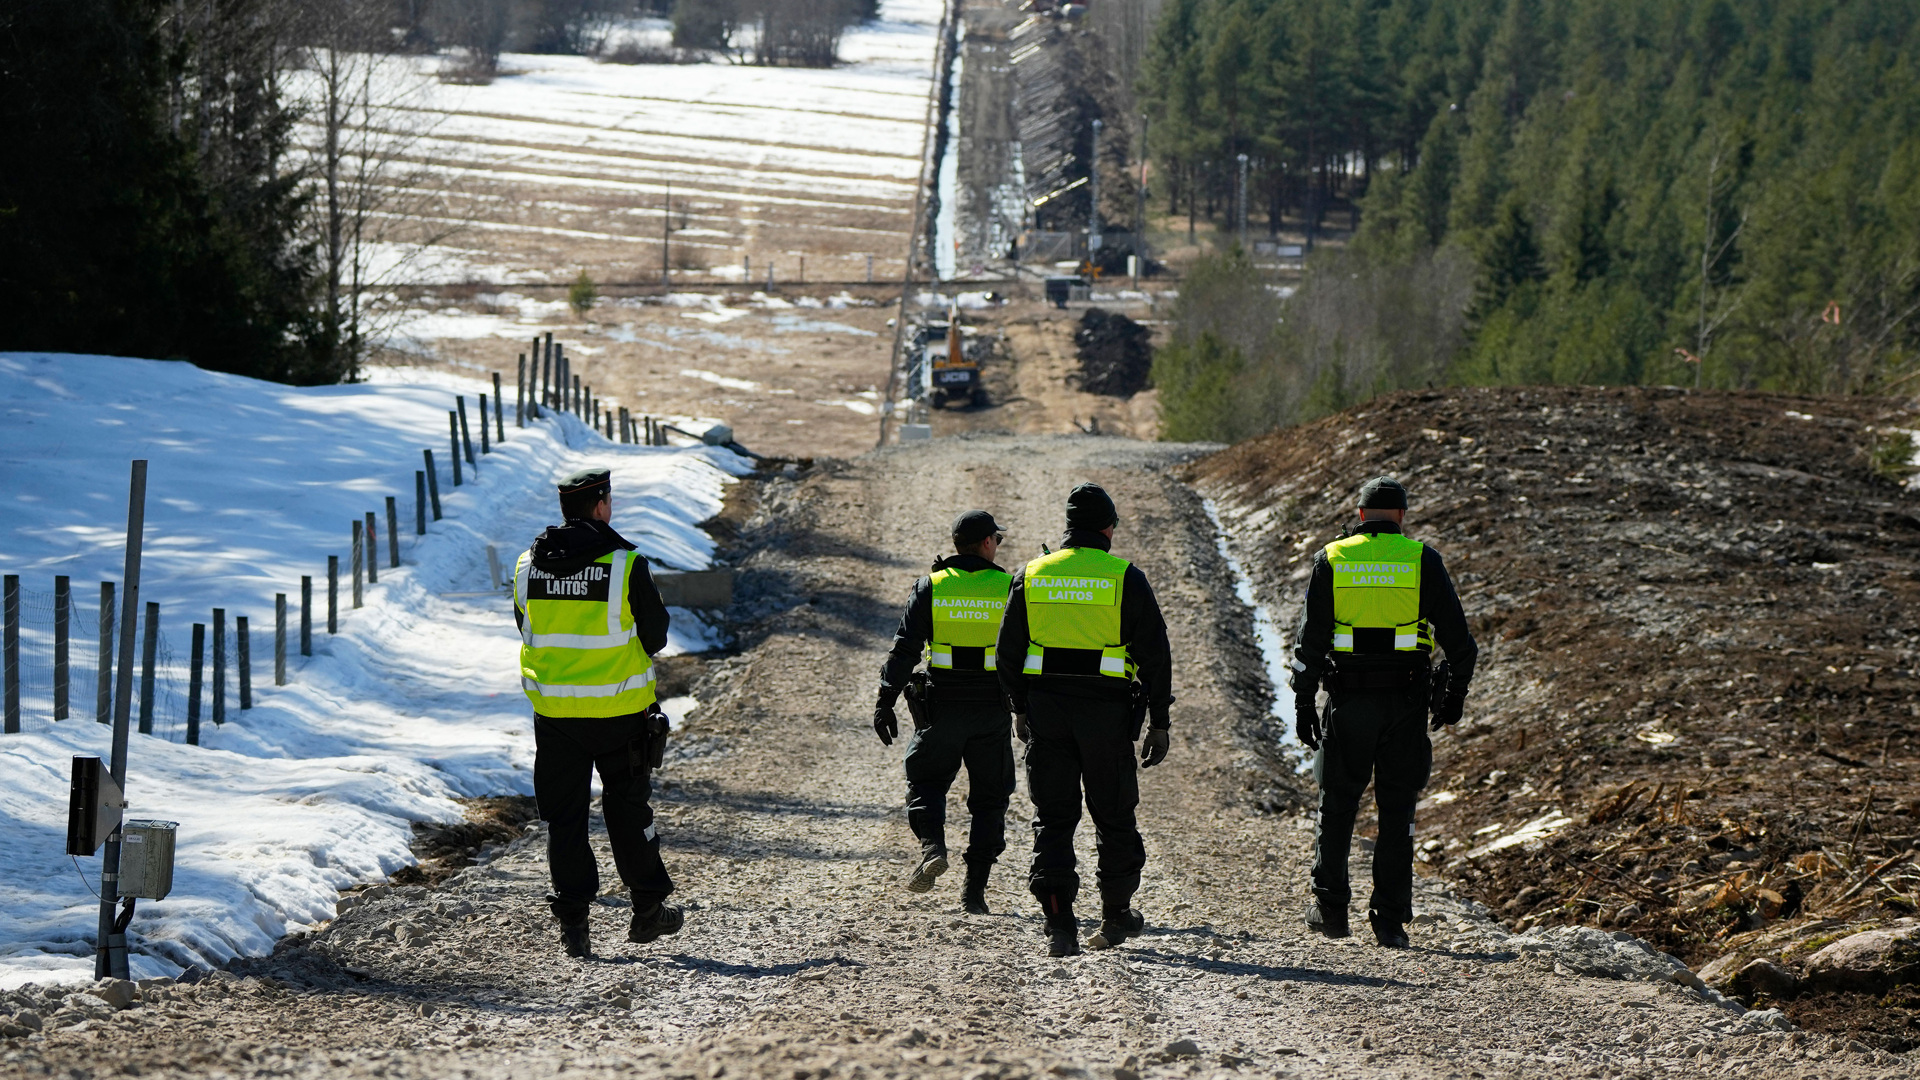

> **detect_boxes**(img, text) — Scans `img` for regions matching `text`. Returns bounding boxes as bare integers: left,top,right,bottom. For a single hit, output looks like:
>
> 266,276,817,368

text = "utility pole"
1088,119,1103,261
96,460,147,980
1236,153,1250,249
1135,115,1149,272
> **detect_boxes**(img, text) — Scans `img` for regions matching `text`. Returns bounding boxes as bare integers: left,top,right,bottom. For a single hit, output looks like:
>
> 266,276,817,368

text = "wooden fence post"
423,451,443,519
416,471,427,534
327,557,338,634
517,354,528,427
301,576,312,656
3,575,17,734
386,496,399,568
351,518,364,609
479,394,491,455
493,372,505,441
187,623,204,746
364,512,378,585
573,374,582,418
237,616,250,710
275,593,287,686
542,334,553,408
212,607,226,726
97,581,114,723
53,575,69,721
457,395,477,467
137,602,158,735
449,413,464,486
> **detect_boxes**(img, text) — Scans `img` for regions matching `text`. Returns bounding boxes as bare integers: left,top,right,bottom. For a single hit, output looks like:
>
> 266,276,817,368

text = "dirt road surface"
3,436,1904,1078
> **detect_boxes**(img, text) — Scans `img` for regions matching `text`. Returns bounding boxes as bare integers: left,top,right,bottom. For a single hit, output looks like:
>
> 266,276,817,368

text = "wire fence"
2,582,254,742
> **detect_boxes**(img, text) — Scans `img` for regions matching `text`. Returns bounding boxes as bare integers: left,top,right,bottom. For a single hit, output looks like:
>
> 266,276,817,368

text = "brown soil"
928,297,1163,439
391,796,543,887
1193,384,1920,1049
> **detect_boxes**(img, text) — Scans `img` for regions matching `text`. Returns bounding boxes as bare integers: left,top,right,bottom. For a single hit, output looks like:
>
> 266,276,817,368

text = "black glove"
1295,697,1321,751
1140,726,1170,768
1430,693,1465,732
1014,711,1030,744
873,703,898,746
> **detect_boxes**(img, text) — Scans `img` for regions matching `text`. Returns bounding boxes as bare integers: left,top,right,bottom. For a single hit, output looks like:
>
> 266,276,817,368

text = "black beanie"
1065,482,1118,531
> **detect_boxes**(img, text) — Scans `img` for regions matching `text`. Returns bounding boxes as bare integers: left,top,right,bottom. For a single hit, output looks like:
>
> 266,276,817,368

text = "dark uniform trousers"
1311,684,1432,925
904,696,1014,866
534,713,674,922
1024,687,1145,905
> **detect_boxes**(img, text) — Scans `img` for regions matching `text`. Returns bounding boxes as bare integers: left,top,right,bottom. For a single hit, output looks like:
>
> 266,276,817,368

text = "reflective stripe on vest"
929,566,1011,670
1021,547,1131,679
1325,531,1434,654
515,545,658,717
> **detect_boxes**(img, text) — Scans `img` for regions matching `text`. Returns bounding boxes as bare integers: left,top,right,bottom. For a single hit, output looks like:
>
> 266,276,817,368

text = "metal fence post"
364,512,378,585
351,519,364,609
3,575,17,734
494,372,505,440
543,332,554,407
97,581,114,724
517,354,527,427
300,576,312,656
449,413,463,486
275,593,287,686
424,452,443,518
479,394,491,455
212,608,225,726
137,602,158,735
457,396,477,468
386,496,399,568
237,616,250,710
187,623,204,746
416,471,428,534
327,557,338,634
53,576,69,721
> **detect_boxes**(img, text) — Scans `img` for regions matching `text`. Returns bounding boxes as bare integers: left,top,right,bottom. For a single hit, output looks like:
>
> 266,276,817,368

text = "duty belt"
1326,667,1427,692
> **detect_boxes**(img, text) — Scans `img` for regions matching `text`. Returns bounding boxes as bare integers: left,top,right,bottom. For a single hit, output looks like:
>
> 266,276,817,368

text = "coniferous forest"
1141,0,1920,441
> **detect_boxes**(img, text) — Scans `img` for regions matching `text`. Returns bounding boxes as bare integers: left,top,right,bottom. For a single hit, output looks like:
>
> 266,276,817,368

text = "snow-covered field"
0,352,750,989
297,0,942,287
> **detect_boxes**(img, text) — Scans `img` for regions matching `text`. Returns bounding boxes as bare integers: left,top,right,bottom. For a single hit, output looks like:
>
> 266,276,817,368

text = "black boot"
1369,912,1410,949
962,863,991,915
1040,894,1079,957
628,902,685,944
907,852,949,894
560,917,591,959
1087,885,1144,950
1305,902,1350,939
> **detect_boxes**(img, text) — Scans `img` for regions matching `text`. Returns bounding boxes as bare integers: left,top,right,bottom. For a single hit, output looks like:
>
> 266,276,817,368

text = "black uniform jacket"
995,530,1175,727
1289,519,1476,700
877,553,1009,705
514,518,671,658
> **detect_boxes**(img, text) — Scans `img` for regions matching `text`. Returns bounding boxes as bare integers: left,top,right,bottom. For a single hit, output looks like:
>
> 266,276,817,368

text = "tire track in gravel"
2,436,1901,1079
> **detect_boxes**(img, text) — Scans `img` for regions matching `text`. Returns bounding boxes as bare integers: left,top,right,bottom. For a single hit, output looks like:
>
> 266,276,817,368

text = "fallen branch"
1836,851,1915,903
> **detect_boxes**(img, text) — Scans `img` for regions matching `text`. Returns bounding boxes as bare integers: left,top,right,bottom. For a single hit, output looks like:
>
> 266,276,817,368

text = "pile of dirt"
390,796,540,887
1073,307,1152,397
1193,384,1920,1049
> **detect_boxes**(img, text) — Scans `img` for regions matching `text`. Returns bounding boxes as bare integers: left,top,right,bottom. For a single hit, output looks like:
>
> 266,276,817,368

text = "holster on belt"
1128,681,1149,740
644,707,670,769
903,672,933,730
1428,658,1452,722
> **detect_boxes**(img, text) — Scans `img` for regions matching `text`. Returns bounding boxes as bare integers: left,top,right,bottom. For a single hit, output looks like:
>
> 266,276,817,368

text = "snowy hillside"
0,352,749,989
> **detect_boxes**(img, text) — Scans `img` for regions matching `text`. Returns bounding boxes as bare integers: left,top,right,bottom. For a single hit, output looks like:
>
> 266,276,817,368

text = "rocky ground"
5,432,1912,1078
1196,385,1920,1050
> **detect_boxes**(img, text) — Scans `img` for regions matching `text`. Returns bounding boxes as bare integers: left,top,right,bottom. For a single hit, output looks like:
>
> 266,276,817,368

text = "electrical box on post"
66,756,124,857
119,820,178,900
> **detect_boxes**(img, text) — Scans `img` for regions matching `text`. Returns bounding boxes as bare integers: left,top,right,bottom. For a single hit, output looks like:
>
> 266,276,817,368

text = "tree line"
0,0,740,385
1141,0,1920,442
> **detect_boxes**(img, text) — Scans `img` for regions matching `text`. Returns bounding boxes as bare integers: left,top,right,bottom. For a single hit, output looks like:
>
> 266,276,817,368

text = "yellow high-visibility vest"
1325,531,1434,654
929,566,1011,670
1021,547,1132,679
513,547,657,717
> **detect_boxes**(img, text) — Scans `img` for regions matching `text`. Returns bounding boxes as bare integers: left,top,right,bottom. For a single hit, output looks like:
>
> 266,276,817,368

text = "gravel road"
3,435,1905,1078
